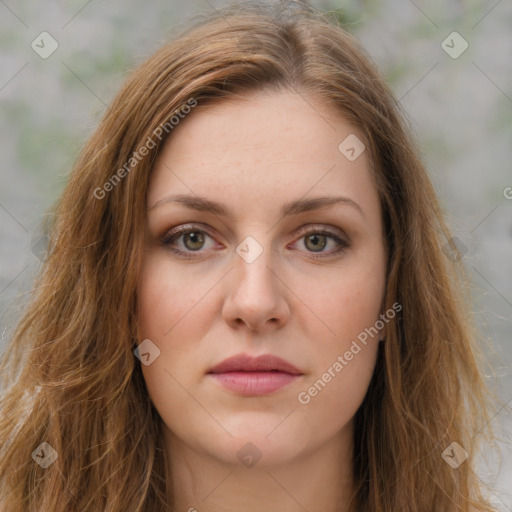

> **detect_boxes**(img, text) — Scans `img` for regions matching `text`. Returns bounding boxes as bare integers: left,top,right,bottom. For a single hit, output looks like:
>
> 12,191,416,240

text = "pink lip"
207,353,303,396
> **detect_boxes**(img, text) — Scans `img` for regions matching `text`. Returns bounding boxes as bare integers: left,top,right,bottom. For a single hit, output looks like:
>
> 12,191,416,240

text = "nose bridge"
223,232,288,331
233,233,275,294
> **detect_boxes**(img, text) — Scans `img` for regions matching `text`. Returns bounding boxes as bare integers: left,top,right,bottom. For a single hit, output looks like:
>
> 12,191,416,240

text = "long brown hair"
0,1,504,510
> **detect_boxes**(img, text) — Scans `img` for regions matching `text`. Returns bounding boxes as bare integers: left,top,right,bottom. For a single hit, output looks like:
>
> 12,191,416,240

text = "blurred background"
1,0,511,507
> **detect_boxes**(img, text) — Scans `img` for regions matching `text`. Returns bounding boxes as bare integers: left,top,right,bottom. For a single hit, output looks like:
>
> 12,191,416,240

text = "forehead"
147,89,379,223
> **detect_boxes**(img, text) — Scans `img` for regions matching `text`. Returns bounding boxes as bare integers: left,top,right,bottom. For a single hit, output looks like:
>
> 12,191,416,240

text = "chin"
196,422,310,469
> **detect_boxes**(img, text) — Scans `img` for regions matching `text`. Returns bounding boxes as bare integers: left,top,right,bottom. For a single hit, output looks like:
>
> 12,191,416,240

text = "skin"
137,88,388,512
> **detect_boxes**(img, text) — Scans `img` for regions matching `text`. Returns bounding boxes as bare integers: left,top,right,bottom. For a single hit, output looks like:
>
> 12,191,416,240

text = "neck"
164,423,357,512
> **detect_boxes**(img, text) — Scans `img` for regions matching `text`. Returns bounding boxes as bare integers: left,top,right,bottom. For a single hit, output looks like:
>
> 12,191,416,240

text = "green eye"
162,225,349,260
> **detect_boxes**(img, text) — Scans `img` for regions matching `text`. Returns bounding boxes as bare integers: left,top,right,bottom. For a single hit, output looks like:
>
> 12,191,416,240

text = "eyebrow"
148,193,365,220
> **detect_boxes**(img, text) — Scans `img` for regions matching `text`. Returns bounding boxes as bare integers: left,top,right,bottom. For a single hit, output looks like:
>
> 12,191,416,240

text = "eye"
161,224,349,260
161,225,217,259
292,226,349,259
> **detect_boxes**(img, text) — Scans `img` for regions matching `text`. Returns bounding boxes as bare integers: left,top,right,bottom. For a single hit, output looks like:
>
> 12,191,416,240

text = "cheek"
136,251,221,384
304,252,386,347
293,299,382,443
137,254,200,339
136,255,209,430
292,254,385,424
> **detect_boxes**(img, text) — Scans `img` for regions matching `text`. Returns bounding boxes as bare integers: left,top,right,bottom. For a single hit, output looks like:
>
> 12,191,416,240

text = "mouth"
207,353,304,396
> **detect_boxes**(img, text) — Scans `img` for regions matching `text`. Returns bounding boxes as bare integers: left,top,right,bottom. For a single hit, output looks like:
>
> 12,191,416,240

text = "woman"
0,1,504,510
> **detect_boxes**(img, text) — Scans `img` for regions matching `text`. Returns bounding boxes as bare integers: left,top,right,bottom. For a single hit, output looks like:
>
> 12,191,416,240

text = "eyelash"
161,224,349,260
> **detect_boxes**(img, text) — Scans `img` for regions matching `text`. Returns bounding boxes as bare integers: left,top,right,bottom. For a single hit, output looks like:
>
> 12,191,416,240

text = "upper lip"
207,353,303,375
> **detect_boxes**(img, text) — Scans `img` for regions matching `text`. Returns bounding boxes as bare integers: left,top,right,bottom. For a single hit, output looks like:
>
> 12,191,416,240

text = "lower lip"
208,371,301,395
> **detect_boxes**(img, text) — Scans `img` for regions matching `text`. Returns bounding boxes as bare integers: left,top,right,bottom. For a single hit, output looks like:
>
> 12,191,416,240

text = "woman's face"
137,89,387,468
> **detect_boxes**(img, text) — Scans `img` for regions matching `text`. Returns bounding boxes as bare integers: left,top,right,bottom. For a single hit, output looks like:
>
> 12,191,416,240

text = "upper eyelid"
162,223,348,247
163,222,346,238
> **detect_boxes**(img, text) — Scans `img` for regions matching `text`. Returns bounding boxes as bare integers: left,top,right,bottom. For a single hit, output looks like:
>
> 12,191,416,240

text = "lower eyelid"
161,226,348,256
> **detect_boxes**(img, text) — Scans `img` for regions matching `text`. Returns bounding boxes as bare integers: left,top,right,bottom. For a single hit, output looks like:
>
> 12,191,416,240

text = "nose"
221,240,290,333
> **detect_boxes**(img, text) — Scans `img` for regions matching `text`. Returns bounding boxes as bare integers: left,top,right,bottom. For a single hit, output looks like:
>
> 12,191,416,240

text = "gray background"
0,0,510,507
